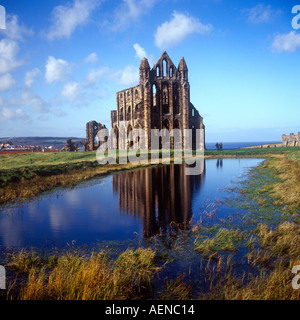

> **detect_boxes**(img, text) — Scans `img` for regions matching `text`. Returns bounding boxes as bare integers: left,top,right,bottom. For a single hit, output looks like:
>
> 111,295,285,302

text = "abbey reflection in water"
112,162,206,237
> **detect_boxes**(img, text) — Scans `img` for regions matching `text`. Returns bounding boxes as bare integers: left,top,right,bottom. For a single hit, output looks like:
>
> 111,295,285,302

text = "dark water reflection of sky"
0,158,263,249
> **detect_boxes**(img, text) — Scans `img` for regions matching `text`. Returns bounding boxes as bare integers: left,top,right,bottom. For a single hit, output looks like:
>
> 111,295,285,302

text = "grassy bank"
0,147,299,205
0,161,154,205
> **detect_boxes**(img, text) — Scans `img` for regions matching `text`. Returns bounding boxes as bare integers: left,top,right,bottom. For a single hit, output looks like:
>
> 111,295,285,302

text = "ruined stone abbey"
65,52,205,151
110,51,205,150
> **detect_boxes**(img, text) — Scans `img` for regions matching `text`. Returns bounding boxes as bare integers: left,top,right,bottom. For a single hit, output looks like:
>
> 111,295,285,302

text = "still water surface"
0,158,263,248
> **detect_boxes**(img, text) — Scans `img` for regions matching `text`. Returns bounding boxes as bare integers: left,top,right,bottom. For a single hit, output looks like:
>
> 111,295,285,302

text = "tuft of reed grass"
254,222,300,260
159,274,192,300
6,248,160,300
199,258,300,300
195,228,244,257
7,249,46,274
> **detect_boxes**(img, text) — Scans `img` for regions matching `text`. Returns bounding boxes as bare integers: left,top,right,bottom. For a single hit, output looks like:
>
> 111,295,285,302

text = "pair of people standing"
215,142,223,151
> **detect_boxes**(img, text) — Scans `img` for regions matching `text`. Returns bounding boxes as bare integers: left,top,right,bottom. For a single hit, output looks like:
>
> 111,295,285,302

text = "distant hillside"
0,137,84,148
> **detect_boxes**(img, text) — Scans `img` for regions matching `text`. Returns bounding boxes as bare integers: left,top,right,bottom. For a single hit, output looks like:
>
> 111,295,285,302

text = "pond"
0,158,264,249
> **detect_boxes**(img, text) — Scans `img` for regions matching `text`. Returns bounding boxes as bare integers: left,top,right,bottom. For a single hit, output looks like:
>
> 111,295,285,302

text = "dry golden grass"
199,260,300,300
7,248,159,300
160,275,192,300
262,155,300,209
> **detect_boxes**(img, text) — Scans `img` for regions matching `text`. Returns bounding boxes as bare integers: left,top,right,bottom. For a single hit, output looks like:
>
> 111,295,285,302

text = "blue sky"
0,0,299,142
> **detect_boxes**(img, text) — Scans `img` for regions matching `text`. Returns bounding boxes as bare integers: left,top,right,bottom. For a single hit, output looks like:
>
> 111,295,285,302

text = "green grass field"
205,146,300,157
0,151,97,169
1,147,299,169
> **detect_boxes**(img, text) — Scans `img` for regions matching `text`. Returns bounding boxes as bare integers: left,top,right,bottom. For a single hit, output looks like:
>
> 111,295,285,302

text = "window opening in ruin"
163,59,167,77
94,136,99,147
153,84,157,109
153,84,157,94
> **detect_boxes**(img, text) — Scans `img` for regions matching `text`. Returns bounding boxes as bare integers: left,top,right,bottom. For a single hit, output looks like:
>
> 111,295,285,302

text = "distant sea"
206,141,281,150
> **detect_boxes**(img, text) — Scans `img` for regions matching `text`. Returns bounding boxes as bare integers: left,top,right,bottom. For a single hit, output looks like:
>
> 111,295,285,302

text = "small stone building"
110,51,205,150
64,121,106,151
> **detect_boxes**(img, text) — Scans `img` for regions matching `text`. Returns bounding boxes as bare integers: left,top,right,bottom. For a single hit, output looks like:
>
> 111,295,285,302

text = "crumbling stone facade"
111,52,205,150
282,132,300,147
64,121,106,151
86,121,106,151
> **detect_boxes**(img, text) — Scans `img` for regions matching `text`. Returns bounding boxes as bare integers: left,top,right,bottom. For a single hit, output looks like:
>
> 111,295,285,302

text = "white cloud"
0,73,15,92
0,14,34,41
45,56,71,84
243,4,280,24
272,31,300,53
20,90,50,113
113,0,157,30
0,107,29,123
83,63,138,90
82,66,109,87
61,82,80,102
24,68,41,88
154,12,213,49
0,39,23,74
84,52,99,64
118,65,139,86
46,0,99,40
133,43,147,60
133,43,155,66
0,89,50,123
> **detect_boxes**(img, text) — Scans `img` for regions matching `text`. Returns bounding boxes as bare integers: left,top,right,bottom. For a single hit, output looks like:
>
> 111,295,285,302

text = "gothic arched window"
156,66,160,77
163,59,167,77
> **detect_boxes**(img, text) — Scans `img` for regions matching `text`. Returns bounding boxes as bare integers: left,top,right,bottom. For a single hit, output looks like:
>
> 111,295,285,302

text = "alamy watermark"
96,123,205,176
0,265,5,290
292,5,300,29
0,5,5,30
292,265,300,290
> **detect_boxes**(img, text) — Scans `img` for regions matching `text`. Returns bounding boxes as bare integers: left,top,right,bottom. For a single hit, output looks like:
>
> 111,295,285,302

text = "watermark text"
0,5,5,30
292,5,300,30
292,265,300,290
0,265,5,289
96,124,205,176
